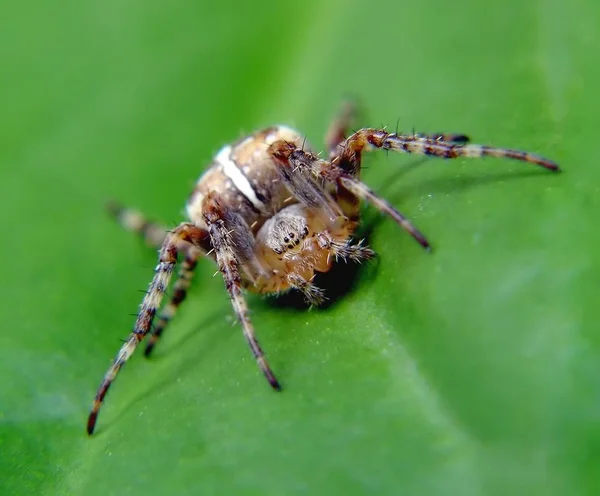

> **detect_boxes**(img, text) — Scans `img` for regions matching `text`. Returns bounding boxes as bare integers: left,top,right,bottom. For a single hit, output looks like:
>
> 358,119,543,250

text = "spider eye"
283,236,289,243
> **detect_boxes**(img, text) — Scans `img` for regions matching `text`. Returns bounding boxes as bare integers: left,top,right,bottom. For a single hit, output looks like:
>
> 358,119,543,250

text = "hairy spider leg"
327,238,375,263
202,193,281,391
87,222,207,435
413,132,470,144
107,202,204,357
287,273,326,306
336,128,560,172
106,201,169,249
337,176,431,249
325,102,470,160
144,250,201,357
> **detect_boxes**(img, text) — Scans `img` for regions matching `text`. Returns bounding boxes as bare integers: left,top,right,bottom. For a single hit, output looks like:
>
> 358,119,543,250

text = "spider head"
265,211,310,255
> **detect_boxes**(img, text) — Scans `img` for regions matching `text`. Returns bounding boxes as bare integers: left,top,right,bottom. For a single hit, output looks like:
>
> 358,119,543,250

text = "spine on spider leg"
330,239,376,263
87,245,178,435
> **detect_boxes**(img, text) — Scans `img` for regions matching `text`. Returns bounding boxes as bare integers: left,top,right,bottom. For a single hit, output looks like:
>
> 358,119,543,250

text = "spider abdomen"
186,125,310,233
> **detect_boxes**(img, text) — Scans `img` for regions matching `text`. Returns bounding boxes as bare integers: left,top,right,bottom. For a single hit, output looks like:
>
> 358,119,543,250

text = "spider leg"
325,100,360,159
314,231,374,264
337,177,431,248
414,132,470,144
333,128,560,173
202,193,281,391
107,201,169,249
329,238,375,263
269,142,431,249
87,222,207,435
287,273,326,306
144,249,201,357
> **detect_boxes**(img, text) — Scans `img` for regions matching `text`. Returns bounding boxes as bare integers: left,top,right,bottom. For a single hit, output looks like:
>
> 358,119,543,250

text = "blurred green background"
1,0,599,494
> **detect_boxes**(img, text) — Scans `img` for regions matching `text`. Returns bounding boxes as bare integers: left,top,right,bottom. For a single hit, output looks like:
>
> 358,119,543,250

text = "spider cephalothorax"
87,103,559,434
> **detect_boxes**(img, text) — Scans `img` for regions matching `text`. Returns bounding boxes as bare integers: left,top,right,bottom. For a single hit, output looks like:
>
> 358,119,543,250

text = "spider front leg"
202,194,281,391
334,128,560,172
87,222,207,435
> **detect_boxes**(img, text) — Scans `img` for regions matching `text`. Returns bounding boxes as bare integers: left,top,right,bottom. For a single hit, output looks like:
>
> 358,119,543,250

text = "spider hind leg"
107,201,169,248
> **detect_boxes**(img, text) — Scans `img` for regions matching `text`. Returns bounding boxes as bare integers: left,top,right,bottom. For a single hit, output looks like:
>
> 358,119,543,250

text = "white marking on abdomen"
216,145,265,211
265,125,300,145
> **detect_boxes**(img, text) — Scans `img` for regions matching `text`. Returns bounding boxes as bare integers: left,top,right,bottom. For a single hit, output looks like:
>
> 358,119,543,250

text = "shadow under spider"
367,158,553,231
264,226,380,312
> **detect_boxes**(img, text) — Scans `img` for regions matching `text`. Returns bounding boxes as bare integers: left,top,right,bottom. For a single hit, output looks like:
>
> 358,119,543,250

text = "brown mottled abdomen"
186,126,311,233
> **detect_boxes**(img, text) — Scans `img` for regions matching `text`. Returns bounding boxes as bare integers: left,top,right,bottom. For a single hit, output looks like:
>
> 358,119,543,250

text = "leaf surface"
1,0,599,494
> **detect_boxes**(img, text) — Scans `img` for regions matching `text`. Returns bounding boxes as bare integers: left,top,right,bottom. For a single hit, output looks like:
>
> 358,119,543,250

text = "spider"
87,102,559,434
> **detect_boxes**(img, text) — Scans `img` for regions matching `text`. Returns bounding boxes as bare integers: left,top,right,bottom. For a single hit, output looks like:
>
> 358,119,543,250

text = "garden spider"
87,103,559,434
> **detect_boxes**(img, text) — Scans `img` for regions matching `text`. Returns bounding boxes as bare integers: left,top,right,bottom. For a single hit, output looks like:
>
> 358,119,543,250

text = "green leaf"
2,0,599,494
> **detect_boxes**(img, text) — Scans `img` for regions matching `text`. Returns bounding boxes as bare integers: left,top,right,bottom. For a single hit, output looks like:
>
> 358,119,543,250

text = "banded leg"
144,249,201,357
314,231,375,264
333,128,560,172
337,177,431,249
202,194,281,390
413,132,470,144
269,141,431,249
329,238,375,263
107,201,169,249
87,222,207,435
